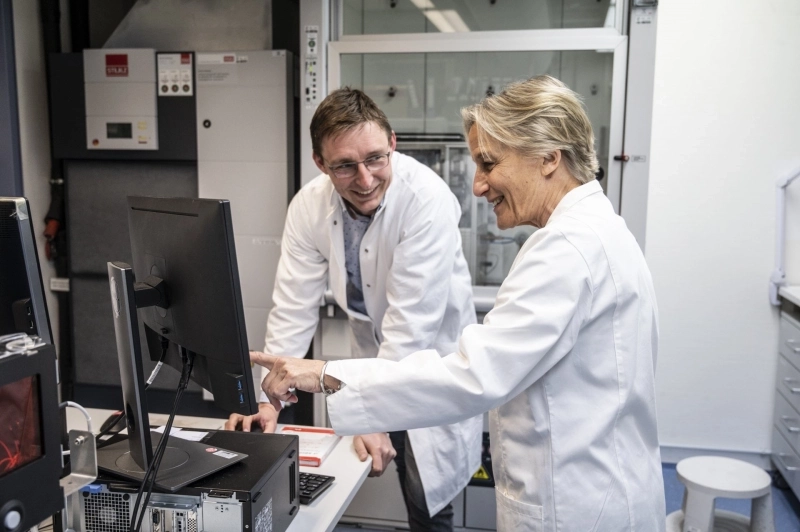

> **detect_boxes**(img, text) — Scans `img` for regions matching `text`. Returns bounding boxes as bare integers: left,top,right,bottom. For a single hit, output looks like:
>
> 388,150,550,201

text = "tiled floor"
334,464,800,531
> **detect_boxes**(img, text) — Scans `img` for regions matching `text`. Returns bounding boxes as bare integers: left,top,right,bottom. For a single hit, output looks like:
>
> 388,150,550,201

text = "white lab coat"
263,152,483,516
325,180,666,531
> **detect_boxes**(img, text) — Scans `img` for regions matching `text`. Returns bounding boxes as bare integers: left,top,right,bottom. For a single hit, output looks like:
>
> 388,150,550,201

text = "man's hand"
354,433,397,477
251,352,335,411
223,402,279,433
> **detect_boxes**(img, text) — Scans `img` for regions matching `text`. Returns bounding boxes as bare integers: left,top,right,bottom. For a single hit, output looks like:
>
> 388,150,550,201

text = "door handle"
781,415,800,433
777,453,799,472
784,378,800,394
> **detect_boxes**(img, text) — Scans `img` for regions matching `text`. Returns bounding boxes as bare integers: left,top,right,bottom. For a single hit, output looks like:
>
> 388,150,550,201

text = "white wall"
648,0,800,457
12,0,59,349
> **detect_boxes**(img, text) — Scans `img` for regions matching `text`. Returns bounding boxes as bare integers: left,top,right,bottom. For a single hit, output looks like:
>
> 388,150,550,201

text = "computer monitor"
127,196,258,416
96,196,258,491
0,198,53,345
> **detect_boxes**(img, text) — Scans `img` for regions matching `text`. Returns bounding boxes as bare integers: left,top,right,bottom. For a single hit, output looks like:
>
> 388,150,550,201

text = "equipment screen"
106,122,133,139
0,375,43,477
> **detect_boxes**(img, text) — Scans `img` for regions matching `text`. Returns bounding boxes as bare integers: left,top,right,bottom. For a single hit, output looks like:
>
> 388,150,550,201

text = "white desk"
65,408,371,532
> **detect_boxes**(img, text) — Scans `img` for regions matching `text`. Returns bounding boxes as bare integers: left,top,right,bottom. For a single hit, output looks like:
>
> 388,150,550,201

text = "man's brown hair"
310,88,393,158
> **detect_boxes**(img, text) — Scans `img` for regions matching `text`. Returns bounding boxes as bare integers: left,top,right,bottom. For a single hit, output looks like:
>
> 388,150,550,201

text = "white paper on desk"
152,426,208,442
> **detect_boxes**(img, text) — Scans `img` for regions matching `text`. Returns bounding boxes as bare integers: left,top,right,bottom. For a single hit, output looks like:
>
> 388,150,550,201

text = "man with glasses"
225,88,481,531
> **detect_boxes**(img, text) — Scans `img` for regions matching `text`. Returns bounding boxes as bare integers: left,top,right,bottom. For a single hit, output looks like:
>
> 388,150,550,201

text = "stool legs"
750,491,775,532
682,490,715,532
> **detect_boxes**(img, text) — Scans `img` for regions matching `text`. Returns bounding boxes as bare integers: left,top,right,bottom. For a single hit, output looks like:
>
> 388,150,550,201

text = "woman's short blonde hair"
461,75,599,184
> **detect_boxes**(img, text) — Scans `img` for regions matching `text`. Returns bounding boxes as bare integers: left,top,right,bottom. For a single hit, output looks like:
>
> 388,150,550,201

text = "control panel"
83,49,158,150
304,25,320,107
157,52,194,97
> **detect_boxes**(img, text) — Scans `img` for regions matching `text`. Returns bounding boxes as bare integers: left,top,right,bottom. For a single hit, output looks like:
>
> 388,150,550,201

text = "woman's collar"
546,179,603,226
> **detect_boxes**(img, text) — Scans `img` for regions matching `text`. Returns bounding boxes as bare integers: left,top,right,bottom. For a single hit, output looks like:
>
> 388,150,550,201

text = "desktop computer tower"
70,431,299,532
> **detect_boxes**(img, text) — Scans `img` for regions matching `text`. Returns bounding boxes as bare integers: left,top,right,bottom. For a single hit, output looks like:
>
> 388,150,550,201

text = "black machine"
83,430,299,532
96,196,262,493
0,198,62,532
0,343,63,532
0,198,53,343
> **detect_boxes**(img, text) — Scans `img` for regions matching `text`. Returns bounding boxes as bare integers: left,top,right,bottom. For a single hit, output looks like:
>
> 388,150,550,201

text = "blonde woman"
254,76,666,532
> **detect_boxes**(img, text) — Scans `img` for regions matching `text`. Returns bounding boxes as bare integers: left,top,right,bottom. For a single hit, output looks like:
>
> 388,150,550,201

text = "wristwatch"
320,361,345,395
320,361,335,395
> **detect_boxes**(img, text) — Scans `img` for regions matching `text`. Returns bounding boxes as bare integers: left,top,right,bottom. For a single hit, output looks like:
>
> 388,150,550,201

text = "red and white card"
281,426,341,467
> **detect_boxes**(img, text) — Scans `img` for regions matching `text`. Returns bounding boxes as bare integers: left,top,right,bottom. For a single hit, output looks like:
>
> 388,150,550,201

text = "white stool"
665,456,775,532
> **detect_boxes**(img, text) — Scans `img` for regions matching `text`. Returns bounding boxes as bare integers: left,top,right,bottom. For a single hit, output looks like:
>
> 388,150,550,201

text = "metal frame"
328,30,628,212
333,1,627,39
300,0,332,185
619,3,659,250
4,198,55,346
0,0,22,196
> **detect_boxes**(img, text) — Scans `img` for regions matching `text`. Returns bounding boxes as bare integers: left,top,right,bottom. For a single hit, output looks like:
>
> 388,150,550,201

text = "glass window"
342,50,613,188
342,0,615,35
342,49,614,285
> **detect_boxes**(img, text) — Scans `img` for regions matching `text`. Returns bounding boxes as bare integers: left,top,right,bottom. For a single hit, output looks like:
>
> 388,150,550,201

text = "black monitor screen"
0,375,43,478
126,196,257,415
0,202,33,337
0,198,52,343
106,122,132,139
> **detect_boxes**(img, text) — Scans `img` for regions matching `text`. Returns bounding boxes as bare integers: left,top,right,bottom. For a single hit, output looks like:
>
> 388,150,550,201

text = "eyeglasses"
326,151,392,179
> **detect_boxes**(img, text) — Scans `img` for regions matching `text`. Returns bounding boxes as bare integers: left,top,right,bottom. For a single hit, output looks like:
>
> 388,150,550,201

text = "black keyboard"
299,472,334,504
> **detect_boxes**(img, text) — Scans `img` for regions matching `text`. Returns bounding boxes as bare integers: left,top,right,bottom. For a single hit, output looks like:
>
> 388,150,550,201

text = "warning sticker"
197,53,238,65
213,450,238,459
472,465,490,481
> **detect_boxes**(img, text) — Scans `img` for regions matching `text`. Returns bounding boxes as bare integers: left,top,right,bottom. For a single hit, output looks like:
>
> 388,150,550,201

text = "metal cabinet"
773,306,800,497
196,50,295,363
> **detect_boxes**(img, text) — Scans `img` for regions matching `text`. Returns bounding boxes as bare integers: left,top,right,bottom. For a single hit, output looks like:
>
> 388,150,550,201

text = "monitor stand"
97,262,246,492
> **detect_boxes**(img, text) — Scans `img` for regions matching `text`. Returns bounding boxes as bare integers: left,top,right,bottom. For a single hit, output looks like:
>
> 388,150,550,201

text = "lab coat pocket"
495,490,543,532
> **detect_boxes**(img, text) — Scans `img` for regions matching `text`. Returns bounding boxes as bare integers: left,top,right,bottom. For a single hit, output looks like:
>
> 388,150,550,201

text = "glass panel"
343,54,427,133
342,49,614,286
341,0,615,35
0,375,43,478
446,145,536,286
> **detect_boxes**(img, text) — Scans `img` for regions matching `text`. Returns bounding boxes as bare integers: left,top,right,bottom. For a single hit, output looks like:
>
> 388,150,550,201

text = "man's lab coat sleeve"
325,229,594,435
377,190,464,361
262,192,329,377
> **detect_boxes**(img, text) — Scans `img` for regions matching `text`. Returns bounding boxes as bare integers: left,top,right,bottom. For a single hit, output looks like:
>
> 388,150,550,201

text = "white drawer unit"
776,355,800,415
775,391,800,451
773,427,800,495
780,316,800,360
773,301,800,500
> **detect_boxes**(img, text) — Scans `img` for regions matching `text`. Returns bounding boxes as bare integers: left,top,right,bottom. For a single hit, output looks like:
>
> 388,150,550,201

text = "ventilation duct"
104,0,272,51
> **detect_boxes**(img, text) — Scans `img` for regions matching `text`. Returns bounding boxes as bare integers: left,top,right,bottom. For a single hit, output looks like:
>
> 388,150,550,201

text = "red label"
181,53,191,64
105,54,128,77
223,55,235,63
